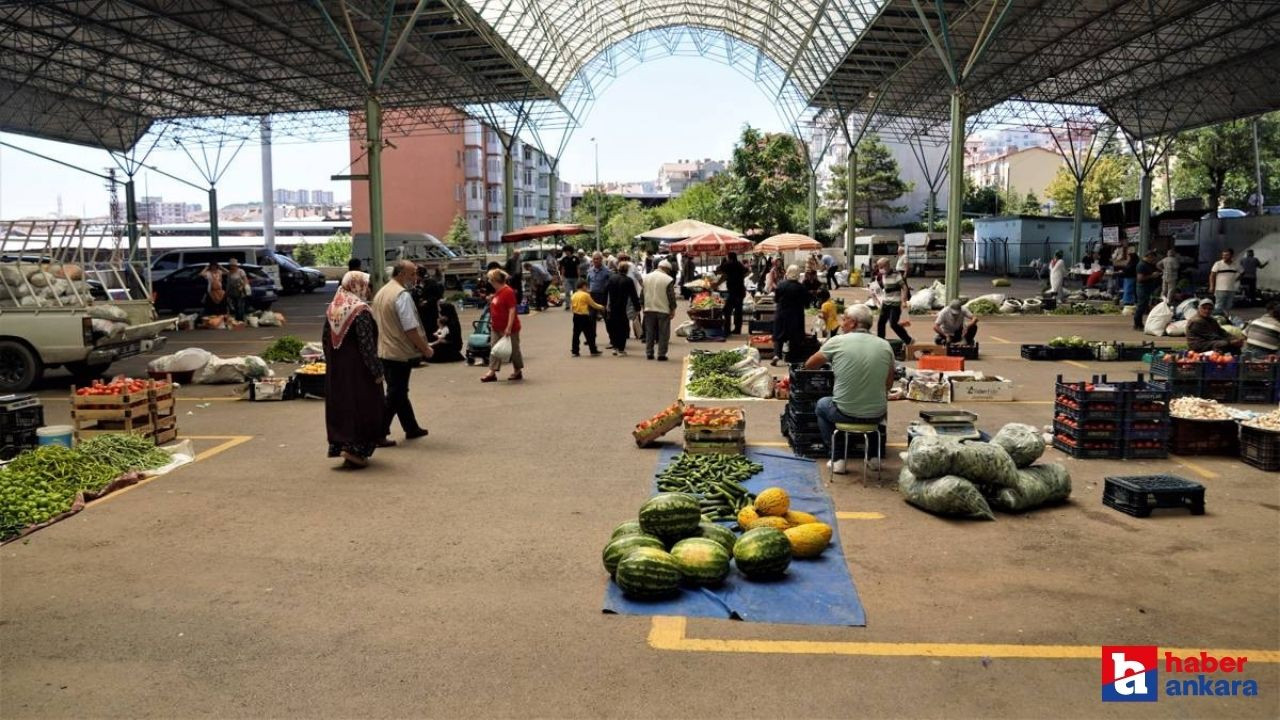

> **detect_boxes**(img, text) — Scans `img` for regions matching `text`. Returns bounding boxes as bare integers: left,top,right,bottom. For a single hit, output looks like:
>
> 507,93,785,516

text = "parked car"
271,252,326,294
151,264,277,314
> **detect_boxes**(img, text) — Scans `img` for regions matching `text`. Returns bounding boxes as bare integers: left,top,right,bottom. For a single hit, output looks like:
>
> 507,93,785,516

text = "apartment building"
137,196,200,224
656,158,726,195
816,135,950,228
349,109,570,251
964,146,1062,204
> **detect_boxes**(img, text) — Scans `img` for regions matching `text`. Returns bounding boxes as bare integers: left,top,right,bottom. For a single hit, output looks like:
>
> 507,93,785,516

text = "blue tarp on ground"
602,447,866,626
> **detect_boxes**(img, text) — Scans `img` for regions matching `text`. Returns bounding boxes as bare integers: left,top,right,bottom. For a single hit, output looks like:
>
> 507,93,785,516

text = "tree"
1044,152,1140,218
964,185,1001,216
850,134,912,226
824,161,853,237
443,213,478,254
603,201,652,252
651,176,732,228
293,239,316,266
717,125,809,236
314,231,352,267
1172,114,1279,211
571,188,634,247
1020,191,1042,215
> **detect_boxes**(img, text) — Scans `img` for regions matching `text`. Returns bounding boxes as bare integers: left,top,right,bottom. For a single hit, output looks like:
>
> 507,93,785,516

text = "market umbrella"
500,223,592,244
756,233,822,254
636,219,742,249
668,231,753,256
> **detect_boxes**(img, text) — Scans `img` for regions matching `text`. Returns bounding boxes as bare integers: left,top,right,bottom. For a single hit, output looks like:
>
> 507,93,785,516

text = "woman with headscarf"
764,257,785,294
772,265,810,366
322,271,384,468
199,261,227,317
429,301,465,363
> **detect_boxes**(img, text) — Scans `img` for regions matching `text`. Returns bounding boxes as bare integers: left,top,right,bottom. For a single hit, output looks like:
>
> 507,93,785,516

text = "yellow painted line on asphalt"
177,397,240,402
85,435,254,508
1171,456,1221,480
987,336,1013,344
647,616,1280,662
836,511,885,520
1062,360,1091,369
752,441,790,448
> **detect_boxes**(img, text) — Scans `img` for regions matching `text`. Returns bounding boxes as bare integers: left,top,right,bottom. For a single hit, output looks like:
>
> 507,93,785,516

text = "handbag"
491,335,513,362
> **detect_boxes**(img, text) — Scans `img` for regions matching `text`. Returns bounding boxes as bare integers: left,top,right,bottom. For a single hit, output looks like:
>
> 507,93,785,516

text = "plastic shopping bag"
491,335,513,363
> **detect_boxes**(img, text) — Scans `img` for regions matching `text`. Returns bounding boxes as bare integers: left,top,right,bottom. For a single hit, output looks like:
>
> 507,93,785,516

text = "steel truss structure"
2,1,1278,287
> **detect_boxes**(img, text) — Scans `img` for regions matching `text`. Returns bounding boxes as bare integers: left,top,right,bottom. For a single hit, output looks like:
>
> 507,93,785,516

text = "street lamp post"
591,137,601,251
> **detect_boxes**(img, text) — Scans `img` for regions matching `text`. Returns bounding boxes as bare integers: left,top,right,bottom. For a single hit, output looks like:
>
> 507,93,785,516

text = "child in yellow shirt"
570,281,604,356
818,289,839,337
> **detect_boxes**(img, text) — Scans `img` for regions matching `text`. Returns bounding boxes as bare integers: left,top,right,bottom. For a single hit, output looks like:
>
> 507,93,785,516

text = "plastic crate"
1054,401,1123,422
747,319,773,333
1150,357,1202,381
1240,425,1280,471
919,355,965,371
1202,361,1238,381
0,403,43,432
1054,375,1125,404
1103,475,1205,517
789,367,835,397
1110,374,1172,406
1237,381,1275,404
1053,419,1121,441
1122,418,1171,439
783,407,820,434
1021,344,1056,361
947,342,979,359
1,428,38,461
1151,378,1201,399
1123,444,1170,459
1125,401,1170,420
787,395,818,415
1200,380,1237,403
1170,417,1239,456
1239,360,1278,382
1052,437,1121,459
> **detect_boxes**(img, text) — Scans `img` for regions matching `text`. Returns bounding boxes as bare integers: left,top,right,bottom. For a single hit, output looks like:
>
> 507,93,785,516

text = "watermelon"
695,522,737,553
602,534,665,576
638,492,701,541
733,527,792,579
670,538,731,585
614,547,682,599
610,520,645,541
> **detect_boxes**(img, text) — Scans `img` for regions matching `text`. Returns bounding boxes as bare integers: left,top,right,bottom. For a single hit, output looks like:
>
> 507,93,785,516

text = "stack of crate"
1052,375,1124,459
1239,359,1279,404
70,379,177,445
683,408,745,455
1,394,43,461
1112,375,1172,459
781,367,833,458
150,379,177,444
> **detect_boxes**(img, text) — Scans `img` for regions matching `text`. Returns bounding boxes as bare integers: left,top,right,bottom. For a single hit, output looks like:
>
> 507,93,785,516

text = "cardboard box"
907,377,951,403
906,343,943,361
949,375,1014,402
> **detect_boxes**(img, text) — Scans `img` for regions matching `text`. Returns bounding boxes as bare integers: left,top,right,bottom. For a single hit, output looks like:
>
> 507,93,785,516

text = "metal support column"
124,178,139,253
845,148,856,270
366,97,387,285
808,168,818,238
1137,171,1153,255
1072,181,1084,263
260,117,276,253
1253,119,1265,215
547,162,558,222
503,142,516,237
944,90,966,300
209,187,220,248
927,192,936,231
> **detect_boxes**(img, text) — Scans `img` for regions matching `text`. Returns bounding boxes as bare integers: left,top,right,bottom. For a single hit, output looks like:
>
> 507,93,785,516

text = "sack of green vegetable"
990,464,1071,512
990,423,1045,468
950,441,1019,489
898,468,995,520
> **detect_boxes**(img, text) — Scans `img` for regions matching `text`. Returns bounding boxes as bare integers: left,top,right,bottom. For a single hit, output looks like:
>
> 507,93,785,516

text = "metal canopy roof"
2,0,1279,152
812,0,1280,138
0,0,555,151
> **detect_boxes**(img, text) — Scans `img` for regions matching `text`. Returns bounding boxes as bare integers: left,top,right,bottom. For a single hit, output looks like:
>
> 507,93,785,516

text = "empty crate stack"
781,367,833,458
1,394,43,461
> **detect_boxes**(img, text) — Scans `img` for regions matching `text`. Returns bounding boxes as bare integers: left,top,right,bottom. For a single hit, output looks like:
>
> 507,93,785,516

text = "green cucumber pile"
655,453,763,522
1,435,172,539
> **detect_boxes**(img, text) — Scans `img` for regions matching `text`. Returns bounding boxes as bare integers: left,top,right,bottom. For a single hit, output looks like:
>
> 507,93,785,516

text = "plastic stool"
832,422,883,484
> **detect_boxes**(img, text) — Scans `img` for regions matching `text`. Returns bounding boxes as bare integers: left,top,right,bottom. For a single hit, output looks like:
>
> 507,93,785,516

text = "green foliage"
262,335,305,363
1044,153,1140,218
1171,114,1279,211
964,185,1001,216
314,231,353,267
650,177,733,228
603,201,653,252
571,189,638,250
851,134,913,225
718,125,809,236
293,239,316,266
443,213,478,254
1020,191,1042,215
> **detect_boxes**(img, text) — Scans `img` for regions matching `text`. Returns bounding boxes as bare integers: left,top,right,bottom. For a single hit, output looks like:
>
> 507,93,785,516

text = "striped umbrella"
756,233,822,254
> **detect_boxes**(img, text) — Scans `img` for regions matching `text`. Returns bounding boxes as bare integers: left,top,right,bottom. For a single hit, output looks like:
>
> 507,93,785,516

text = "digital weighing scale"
906,409,982,442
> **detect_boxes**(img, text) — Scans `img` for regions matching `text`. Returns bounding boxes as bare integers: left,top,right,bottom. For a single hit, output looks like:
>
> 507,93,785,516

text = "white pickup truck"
1,221,174,392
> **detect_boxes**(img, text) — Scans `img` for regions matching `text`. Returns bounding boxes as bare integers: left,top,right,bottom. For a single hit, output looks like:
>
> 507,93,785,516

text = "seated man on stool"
803,304,896,474
933,299,978,345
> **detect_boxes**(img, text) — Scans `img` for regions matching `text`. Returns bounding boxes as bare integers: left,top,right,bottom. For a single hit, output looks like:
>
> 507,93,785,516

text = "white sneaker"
831,459,848,475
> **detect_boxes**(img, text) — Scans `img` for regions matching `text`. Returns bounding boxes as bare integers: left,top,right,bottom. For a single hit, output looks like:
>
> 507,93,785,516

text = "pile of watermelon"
603,491,800,600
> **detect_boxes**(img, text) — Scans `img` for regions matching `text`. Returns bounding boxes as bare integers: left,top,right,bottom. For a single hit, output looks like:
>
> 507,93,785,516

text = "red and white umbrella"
668,231,753,256
756,233,821,254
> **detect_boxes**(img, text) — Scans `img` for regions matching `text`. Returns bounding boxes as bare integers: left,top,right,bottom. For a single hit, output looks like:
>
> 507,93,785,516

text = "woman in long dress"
772,265,810,366
322,271,384,468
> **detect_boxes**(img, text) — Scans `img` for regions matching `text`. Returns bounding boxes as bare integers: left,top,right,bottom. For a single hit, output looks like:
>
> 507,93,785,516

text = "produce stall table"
603,447,866,627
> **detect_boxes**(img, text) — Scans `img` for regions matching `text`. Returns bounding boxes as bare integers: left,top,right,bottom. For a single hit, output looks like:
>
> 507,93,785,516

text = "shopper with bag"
224,258,249,322
199,262,227,317
481,268,523,382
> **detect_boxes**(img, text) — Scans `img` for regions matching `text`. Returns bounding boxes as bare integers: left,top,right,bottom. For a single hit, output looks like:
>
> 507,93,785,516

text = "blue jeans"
1121,278,1136,305
815,396,884,451
1214,291,1235,315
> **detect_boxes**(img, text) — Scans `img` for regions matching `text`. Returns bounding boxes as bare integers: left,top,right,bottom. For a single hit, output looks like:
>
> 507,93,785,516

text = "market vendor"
1186,298,1243,354
803,304,895,475
1243,301,1280,359
932,299,978,345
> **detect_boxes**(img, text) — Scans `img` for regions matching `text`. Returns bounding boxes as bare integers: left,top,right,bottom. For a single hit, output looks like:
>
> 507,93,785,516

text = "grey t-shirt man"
819,331,895,419
935,305,974,337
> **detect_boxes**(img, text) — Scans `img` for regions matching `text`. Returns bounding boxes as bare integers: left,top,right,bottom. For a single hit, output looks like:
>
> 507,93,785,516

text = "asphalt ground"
2,277,1278,718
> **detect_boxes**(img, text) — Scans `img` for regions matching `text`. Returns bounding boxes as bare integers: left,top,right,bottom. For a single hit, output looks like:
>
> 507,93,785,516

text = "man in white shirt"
1210,248,1241,314
371,260,435,443
894,246,909,276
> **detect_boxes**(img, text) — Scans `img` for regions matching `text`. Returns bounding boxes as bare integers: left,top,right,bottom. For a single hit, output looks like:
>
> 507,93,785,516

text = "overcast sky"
0,58,789,219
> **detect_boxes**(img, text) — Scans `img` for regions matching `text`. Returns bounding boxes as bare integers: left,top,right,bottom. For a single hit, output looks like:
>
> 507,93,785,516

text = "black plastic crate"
1240,425,1280,471
947,342,979,359
1122,419,1171,440
1052,437,1122,459
784,408,820,434
1053,418,1122,440
1202,361,1239,382
1021,344,1056,361
1239,360,1278,382
0,428,38,461
789,367,834,396
1110,374,1172,406
747,319,773,334
1237,381,1275,404
0,404,43,432
1201,380,1237,403
293,372,326,399
1103,475,1205,517
789,439,830,459
1150,356,1202,381
1170,417,1239,456
1151,378,1201,399
1123,444,1170,459
1055,375,1125,404
1120,343,1171,362
787,395,818,415
1125,402,1170,420
1054,401,1123,422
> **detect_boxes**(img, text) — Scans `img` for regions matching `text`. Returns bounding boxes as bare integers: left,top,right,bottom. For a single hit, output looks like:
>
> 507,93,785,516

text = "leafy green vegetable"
965,299,1001,315
687,372,745,398
262,335,305,363
688,350,742,380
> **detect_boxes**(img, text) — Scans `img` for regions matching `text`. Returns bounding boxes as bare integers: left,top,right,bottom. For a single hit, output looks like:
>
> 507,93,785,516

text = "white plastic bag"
193,355,271,384
998,299,1022,314
1165,319,1187,337
737,366,774,398
491,335,513,363
1143,301,1173,336
907,286,935,313
149,347,214,373
1176,298,1199,320
674,320,695,337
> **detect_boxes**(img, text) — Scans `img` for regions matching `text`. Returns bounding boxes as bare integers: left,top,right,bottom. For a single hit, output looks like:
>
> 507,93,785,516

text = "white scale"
906,409,981,442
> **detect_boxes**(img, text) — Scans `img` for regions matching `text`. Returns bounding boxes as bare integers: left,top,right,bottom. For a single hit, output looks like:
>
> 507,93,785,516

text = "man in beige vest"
641,260,677,361
372,260,434,443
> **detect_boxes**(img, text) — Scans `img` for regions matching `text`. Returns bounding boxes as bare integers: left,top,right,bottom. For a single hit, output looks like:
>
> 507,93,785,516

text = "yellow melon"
753,487,790,516
783,510,820,526
784,522,833,558
736,505,760,531
747,515,792,531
